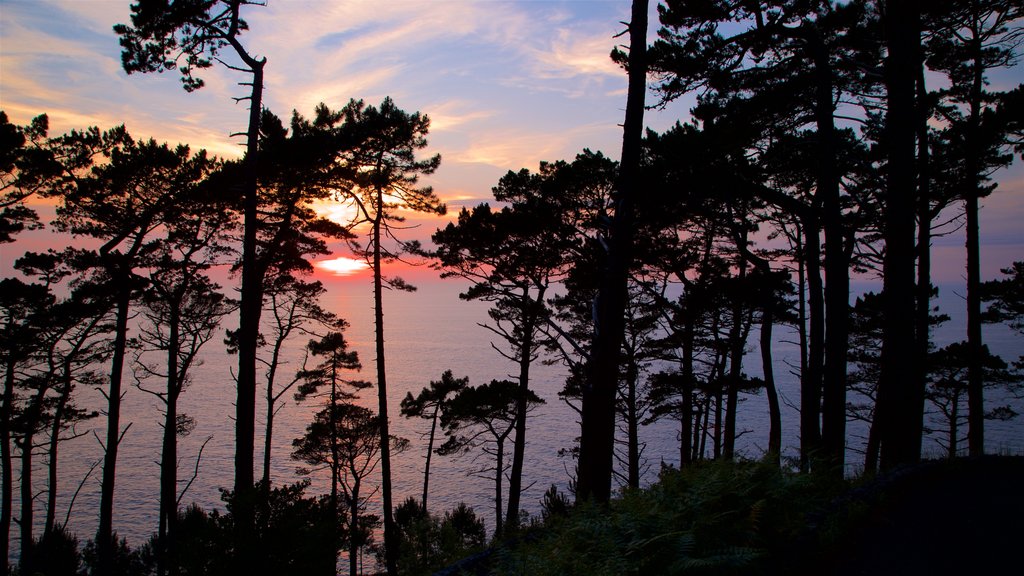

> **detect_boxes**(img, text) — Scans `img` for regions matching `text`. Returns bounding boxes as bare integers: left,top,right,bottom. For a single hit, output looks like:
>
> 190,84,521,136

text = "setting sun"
316,255,370,276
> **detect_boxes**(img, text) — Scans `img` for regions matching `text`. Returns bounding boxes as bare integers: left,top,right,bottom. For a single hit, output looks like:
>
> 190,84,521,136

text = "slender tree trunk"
723,232,748,460
506,288,539,529
234,59,265,575
878,0,922,471
699,394,711,460
159,311,181,576
422,405,439,511
714,383,723,459
914,63,933,466
98,284,132,573
349,481,360,576
330,365,340,517
577,0,647,504
262,390,274,487
495,438,505,538
371,210,398,576
45,376,70,536
1,360,13,576
625,354,640,489
679,311,695,467
19,421,36,573
802,218,825,471
949,398,959,459
760,285,782,465
864,409,880,475
965,27,985,455
690,400,703,462
811,37,849,476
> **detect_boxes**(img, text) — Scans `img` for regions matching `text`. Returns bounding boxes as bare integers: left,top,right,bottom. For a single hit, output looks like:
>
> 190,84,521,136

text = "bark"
44,382,69,536
878,0,922,470
802,217,825,471
506,287,540,529
348,477,361,576
422,404,439,511
965,23,985,456
576,0,647,503
232,51,264,576
810,31,849,476
625,354,640,489
1,360,14,576
761,298,782,465
233,60,264,497
679,310,695,467
97,281,132,574
914,63,934,463
371,208,398,576
723,231,748,460
262,388,274,487
19,400,40,573
494,438,504,538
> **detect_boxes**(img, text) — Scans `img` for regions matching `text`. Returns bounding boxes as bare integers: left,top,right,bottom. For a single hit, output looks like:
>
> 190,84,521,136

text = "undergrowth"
491,459,848,576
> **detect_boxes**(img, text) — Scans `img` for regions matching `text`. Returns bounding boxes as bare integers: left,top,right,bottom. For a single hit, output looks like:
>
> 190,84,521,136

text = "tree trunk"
576,0,647,504
422,405,439,511
348,480,360,576
159,311,181,576
506,288,540,529
949,397,959,459
234,59,265,574
494,437,505,538
372,210,398,576
802,217,825,471
19,420,37,573
723,231,748,460
679,310,695,467
262,388,274,487
699,394,711,460
878,0,922,471
625,354,640,489
914,62,933,467
98,283,132,574
0,360,13,576
811,33,849,476
45,380,69,536
965,26,985,455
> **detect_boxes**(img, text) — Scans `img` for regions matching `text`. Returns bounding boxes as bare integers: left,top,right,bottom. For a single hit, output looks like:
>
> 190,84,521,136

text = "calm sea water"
16,278,1024,550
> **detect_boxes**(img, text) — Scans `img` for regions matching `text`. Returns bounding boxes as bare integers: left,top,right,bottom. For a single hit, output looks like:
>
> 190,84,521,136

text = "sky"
1,0,1022,286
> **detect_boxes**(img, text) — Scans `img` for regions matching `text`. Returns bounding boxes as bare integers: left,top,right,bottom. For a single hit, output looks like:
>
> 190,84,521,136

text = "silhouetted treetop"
115,0,265,92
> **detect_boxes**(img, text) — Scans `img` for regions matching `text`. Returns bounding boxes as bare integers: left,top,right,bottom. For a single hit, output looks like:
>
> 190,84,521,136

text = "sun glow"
317,256,369,276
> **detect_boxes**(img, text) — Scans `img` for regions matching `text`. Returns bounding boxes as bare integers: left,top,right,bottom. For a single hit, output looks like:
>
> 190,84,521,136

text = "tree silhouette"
8,252,106,573
51,129,214,569
293,403,405,576
431,152,600,526
651,0,884,474
335,97,443,574
255,276,340,487
131,190,232,576
293,329,368,518
400,370,468,513
0,276,50,574
924,0,1024,456
926,341,1023,458
982,261,1024,337
577,0,649,505
0,112,59,244
115,5,270,563
438,379,543,538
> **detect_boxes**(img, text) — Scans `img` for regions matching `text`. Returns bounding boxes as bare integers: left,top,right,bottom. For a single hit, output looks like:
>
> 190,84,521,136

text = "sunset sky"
1,0,1022,285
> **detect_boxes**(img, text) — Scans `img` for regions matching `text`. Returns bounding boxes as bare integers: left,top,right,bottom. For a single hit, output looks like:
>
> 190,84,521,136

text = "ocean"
13,277,1024,552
